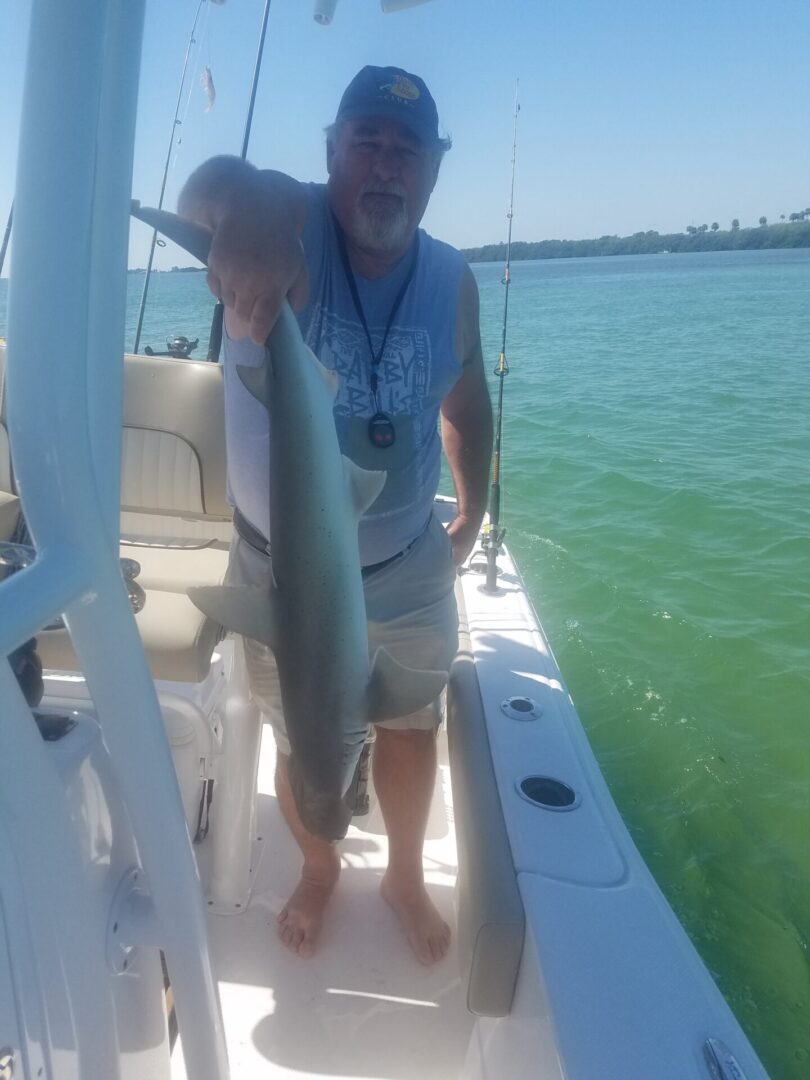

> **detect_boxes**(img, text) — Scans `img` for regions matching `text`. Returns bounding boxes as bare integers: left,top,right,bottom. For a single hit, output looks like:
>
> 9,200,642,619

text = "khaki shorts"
226,513,459,756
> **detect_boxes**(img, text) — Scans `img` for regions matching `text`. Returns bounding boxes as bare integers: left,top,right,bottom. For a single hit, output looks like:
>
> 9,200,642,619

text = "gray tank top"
224,182,466,565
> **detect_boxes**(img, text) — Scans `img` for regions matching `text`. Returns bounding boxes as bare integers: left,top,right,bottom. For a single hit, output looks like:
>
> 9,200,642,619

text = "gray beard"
350,190,411,254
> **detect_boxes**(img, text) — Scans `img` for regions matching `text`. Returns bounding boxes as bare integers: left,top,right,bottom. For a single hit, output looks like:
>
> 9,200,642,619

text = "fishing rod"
206,0,273,361
0,203,12,280
481,82,519,594
133,0,208,354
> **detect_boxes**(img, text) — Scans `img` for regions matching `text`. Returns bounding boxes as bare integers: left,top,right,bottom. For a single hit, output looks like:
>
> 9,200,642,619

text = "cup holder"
517,775,579,812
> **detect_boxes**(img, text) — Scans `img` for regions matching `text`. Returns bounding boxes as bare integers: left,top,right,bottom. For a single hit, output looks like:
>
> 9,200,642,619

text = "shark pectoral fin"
365,647,448,722
342,456,386,518
188,584,279,651
237,358,271,404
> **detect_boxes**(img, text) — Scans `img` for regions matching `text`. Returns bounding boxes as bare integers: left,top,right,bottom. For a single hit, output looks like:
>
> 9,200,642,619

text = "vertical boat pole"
6,1,228,1073
207,0,273,360
483,82,519,593
133,0,207,354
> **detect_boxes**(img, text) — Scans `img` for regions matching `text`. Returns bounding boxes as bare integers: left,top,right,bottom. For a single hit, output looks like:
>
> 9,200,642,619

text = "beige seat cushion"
38,536,231,683
0,490,20,541
39,589,224,684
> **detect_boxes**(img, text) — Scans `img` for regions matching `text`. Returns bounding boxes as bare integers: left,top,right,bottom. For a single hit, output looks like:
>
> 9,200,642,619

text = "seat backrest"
0,343,233,547
119,351,232,546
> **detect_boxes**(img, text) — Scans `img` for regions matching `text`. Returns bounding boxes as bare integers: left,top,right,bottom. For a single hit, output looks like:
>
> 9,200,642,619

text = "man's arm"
440,265,493,566
177,155,308,344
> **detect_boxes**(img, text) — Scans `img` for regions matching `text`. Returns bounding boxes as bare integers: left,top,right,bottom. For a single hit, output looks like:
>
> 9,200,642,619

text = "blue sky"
2,0,809,272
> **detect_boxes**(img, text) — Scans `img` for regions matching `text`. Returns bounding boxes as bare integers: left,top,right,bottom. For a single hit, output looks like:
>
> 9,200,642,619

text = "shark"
130,204,449,841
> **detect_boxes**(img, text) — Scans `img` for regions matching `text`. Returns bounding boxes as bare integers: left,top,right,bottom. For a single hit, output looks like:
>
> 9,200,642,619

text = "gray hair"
324,119,452,167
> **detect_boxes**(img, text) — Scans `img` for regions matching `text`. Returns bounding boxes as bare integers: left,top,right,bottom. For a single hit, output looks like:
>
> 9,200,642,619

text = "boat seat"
0,344,233,682
39,587,225,683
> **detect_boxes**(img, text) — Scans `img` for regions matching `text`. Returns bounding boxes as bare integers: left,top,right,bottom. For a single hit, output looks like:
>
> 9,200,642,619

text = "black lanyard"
332,213,420,425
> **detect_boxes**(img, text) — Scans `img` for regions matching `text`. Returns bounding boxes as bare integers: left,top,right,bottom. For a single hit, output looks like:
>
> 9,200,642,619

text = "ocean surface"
1,247,808,1078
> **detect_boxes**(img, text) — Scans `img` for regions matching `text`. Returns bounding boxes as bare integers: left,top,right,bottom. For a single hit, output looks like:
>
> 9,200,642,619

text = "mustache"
358,180,407,200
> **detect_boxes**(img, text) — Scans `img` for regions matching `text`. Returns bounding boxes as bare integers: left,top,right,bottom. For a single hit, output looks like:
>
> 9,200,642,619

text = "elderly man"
179,66,492,964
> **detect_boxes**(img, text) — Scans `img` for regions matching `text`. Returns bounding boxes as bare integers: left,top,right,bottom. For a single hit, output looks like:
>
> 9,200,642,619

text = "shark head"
287,755,354,842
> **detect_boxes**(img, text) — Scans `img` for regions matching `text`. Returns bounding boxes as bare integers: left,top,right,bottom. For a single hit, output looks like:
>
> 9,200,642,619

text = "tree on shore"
711,222,719,231
461,219,810,263
759,216,767,226
731,219,740,230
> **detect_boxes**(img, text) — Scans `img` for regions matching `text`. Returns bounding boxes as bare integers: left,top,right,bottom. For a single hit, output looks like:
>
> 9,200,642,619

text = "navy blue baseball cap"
335,66,440,146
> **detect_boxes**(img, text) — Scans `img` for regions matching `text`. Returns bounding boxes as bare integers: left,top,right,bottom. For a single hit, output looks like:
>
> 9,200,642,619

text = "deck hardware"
120,558,146,614
1,544,145,624
517,775,579,811
0,1048,14,1080
33,710,78,742
0,542,36,574
703,1038,749,1080
501,696,541,721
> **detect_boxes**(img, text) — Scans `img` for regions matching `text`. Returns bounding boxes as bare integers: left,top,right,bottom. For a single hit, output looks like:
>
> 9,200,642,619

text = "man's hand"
178,159,309,345
446,512,482,567
208,207,309,345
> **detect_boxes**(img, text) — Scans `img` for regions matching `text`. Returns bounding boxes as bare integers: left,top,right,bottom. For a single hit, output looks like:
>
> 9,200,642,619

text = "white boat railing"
2,2,228,1077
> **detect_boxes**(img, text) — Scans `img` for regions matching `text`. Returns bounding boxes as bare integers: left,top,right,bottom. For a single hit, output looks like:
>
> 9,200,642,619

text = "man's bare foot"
277,858,339,958
380,873,451,965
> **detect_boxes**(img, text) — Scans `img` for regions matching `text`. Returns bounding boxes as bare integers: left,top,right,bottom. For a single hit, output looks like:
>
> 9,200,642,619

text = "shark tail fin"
188,584,279,652
365,647,448,722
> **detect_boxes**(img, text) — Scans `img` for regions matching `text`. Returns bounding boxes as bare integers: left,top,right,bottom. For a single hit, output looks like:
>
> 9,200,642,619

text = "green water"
474,249,809,1080
2,248,808,1077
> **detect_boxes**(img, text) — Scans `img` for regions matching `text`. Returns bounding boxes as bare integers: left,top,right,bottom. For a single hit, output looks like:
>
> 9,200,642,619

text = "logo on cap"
382,75,420,102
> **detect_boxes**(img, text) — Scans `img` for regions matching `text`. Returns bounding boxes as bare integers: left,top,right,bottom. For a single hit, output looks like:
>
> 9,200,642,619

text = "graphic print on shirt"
308,306,432,419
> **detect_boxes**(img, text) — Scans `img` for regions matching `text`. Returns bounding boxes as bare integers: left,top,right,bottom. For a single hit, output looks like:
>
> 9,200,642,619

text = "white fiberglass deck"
171,727,474,1079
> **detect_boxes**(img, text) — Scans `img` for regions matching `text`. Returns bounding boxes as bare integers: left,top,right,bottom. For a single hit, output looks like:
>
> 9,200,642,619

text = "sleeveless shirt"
223,182,466,566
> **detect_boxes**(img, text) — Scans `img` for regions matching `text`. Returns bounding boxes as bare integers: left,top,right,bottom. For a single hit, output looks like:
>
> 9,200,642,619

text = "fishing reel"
144,335,199,359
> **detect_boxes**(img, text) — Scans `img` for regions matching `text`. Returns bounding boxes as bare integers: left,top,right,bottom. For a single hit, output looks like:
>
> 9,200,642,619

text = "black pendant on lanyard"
368,411,397,448
332,213,419,449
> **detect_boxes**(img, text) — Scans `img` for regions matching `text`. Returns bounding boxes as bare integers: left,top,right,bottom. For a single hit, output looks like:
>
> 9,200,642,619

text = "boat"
0,2,770,1078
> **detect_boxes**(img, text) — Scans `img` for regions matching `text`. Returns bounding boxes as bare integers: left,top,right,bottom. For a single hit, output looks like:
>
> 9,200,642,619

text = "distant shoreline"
461,221,810,263
127,265,206,274
6,222,805,279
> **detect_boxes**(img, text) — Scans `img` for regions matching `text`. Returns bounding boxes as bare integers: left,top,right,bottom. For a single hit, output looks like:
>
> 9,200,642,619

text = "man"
179,66,492,965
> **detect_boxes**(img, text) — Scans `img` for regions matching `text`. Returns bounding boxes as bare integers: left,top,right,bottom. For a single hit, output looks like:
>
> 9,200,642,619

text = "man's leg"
274,751,341,958
374,724,451,965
